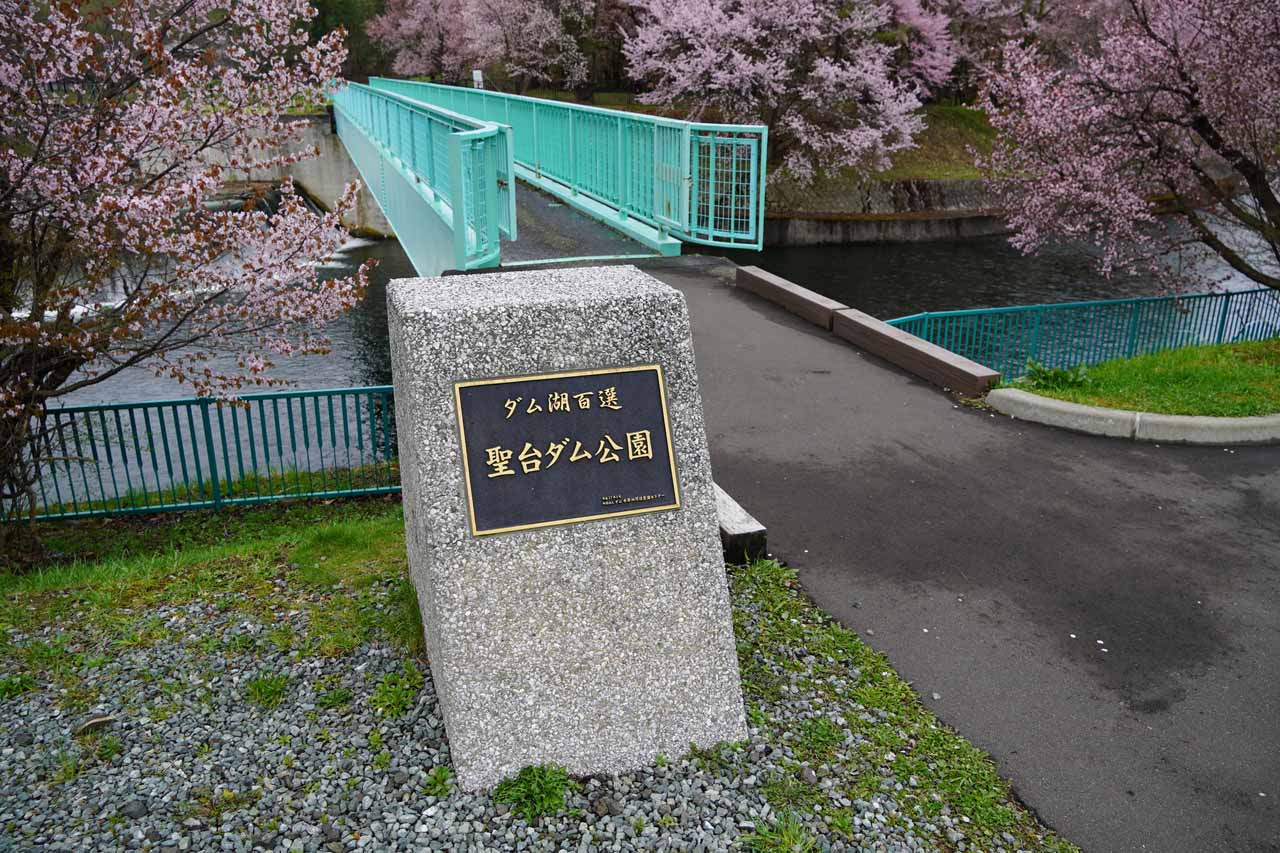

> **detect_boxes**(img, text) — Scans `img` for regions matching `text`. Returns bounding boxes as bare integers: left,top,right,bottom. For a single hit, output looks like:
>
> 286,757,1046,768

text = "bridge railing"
368,78,768,251
887,287,1280,379
21,388,399,521
332,83,516,271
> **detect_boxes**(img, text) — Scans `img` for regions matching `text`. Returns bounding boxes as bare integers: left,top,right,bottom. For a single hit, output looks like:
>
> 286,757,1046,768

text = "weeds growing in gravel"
370,661,424,718
732,559,1079,852
1,502,1079,853
317,688,353,710
246,674,289,709
96,736,123,762
493,764,580,822
423,766,454,797
0,672,34,698
743,811,819,852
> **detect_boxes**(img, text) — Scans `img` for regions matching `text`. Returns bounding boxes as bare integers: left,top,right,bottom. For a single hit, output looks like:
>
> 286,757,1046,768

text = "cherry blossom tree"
367,0,600,91
981,0,1280,289
887,0,958,95
366,0,482,83
0,0,369,537
623,0,926,183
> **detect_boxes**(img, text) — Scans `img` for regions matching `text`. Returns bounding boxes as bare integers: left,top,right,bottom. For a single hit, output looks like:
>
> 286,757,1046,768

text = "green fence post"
569,109,577,196
1214,292,1233,343
449,133,468,267
1125,301,1140,357
199,399,222,509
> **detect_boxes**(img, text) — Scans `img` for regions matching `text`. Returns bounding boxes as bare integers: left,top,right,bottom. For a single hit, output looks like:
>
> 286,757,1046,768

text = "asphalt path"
640,255,1280,853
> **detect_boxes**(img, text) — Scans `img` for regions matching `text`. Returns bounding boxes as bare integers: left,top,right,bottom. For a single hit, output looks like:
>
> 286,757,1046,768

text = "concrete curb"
714,483,767,564
732,266,999,395
986,388,1280,445
832,309,999,397
735,266,848,330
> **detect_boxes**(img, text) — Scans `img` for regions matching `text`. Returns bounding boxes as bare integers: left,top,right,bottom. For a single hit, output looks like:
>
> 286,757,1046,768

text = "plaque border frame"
453,364,682,536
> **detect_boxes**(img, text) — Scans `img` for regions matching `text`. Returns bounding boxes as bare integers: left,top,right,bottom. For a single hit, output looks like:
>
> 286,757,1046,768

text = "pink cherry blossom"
368,0,599,90
981,0,1280,290
623,0,927,184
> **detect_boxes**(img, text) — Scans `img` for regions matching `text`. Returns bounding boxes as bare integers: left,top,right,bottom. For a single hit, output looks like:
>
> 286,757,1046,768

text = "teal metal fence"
888,288,1280,378
368,78,769,253
25,388,399,521
332,83,515,273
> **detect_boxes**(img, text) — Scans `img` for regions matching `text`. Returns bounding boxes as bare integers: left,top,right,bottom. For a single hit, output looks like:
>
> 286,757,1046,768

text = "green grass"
370,661,424,718
743,811,819,852
422,766,454,797
1014,338,1280,417
0,499,419,675
492,764,580,823
317,687,353,710
766,103,996,214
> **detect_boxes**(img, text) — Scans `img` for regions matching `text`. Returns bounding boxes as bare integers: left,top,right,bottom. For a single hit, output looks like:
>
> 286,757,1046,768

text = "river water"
69,232,1245,405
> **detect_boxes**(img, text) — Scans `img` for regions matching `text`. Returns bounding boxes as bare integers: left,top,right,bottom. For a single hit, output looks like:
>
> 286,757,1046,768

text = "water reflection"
716,238,1199,320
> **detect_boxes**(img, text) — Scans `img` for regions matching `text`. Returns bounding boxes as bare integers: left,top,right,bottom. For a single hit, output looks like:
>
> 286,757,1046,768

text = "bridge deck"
500,181,656,267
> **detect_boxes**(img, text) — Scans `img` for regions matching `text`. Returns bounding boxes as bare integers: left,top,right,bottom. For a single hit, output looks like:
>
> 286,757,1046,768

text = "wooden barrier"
735,265,848,330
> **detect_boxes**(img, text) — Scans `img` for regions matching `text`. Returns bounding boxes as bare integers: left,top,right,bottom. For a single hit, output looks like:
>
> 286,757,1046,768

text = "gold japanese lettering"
503,398,520,420
569,440,593,462
597,434,622,463
626,430,653,461
545,438,569,468
597,387,621,410
526,397,543,414
574,392,593,410
517,442,542,474
548,392,570,413
484,446,515,478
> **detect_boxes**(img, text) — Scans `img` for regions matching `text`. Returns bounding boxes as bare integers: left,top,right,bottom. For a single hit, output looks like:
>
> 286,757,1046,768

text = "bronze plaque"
454,365,681,536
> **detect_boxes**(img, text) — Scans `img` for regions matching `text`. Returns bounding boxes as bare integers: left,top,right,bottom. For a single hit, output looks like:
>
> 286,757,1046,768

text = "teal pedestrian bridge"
331,80,769,274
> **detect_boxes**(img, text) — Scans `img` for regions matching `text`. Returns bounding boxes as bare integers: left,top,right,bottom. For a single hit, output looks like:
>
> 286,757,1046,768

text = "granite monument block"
386,265,746,791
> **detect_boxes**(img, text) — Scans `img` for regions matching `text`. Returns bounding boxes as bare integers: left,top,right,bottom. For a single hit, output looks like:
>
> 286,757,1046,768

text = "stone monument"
386,265,746,791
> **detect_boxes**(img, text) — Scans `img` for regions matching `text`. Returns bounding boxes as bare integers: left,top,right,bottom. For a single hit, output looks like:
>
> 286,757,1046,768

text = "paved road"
501,181,655,265
641,255,1280,853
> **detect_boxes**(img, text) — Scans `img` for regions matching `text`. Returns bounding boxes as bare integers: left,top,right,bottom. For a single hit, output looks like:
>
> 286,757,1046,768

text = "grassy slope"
877,104,995,182
1020,339,1280,417
1,501,1076,852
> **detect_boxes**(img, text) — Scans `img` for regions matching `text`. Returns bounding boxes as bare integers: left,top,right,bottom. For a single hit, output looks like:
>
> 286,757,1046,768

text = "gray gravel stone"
120,801,148,820
0,525,999,853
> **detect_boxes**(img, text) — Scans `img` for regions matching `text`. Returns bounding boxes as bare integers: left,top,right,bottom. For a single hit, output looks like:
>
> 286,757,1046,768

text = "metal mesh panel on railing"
690,131,760,246
26,389,399,521
368,79,768,250
888,288,1280,379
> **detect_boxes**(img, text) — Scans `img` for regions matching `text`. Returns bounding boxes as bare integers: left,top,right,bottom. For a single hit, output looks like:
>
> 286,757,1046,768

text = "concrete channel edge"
986,387,1280,445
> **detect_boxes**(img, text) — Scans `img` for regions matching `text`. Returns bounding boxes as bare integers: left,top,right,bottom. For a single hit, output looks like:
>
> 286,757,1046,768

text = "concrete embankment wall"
287,113,394,238
765,177,1007,247
214,113,394,238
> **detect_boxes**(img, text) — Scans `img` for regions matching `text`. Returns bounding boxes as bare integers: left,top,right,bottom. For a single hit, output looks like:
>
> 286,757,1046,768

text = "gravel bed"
0,577,1027,852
